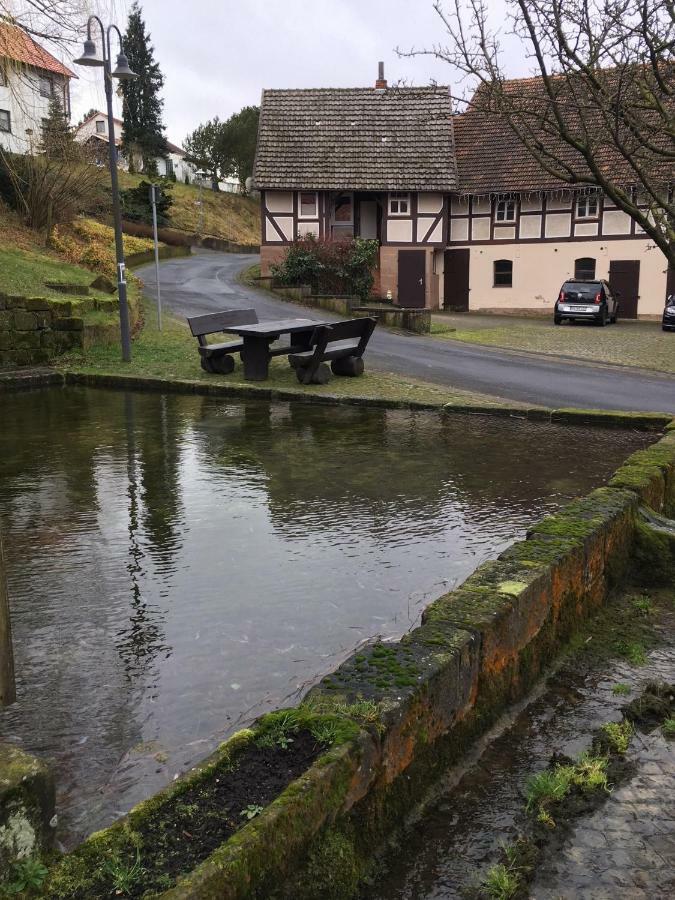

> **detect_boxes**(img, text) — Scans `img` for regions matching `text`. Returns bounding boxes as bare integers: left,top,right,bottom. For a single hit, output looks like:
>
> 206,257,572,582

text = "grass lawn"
58,295,517,410
0,244,110,303
431,312,675,374
116,173,260,245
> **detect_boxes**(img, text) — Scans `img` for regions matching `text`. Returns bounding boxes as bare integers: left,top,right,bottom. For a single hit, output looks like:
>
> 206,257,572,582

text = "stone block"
11,310,37,332
11,332,41,350
90,274,117,295
52,317,84,332
23,298,51,312
0,743,55,871
0,311,12,330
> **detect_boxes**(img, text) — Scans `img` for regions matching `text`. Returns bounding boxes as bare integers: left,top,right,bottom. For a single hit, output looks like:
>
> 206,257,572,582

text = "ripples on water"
0,388,652,844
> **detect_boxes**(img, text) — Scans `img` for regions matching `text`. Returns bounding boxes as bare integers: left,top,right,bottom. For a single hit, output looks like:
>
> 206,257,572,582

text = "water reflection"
0,388,652,845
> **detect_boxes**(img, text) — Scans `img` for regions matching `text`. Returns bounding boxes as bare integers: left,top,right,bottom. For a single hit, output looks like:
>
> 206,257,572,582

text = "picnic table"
222,317,327,381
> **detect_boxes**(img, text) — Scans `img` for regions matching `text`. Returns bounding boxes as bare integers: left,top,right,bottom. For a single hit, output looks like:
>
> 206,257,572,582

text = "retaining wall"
35,396,675,899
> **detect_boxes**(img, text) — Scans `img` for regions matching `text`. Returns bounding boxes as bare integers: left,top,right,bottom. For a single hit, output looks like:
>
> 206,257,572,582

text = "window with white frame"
299,191,318,218
39,76,53,98
576,194,599,218
0,110,10,133
95,119,106,134
389,191,410,215
495,198,516,222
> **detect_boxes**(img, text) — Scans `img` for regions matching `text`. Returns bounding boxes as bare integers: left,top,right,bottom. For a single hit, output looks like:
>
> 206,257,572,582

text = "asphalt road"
137,249,675,413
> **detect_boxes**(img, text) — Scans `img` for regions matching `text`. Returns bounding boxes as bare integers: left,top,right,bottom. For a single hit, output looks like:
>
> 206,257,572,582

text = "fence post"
0,533,16,707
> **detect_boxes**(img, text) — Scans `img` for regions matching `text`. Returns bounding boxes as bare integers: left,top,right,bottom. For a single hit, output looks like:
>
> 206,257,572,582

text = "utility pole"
0,533,16,707
150,183,162,330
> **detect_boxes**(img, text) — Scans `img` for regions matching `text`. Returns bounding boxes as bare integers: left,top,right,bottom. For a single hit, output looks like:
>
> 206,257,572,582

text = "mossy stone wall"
0,743,55,872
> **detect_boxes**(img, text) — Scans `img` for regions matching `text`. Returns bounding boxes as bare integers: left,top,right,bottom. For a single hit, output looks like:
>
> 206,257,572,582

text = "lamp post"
74,17,138,363
195,169,206,235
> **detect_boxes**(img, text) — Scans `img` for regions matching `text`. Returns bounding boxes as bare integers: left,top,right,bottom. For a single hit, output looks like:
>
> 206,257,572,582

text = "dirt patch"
623,681,675,730
70,731,326,899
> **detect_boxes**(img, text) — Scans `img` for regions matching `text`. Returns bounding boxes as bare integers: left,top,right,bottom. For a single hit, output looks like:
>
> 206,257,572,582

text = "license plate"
562,305,593,313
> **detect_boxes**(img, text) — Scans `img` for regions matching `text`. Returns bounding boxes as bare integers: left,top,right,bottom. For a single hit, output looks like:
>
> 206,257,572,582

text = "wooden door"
397,250,426,308
609,260,640,319
443,248,470,311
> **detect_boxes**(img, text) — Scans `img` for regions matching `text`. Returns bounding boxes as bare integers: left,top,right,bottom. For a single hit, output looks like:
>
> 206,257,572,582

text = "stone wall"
0,295,86,368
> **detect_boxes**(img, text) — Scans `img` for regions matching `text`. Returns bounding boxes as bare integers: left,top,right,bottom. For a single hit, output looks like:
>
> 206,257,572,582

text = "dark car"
554,279,619,326
663,295,675,332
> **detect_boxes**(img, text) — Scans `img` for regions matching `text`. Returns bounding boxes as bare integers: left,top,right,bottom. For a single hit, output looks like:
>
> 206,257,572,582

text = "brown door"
397,250,426,308
443,249,470,311
609,260,640,319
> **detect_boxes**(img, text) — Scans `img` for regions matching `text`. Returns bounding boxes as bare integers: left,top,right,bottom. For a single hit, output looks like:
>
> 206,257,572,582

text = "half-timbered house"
253,67,670,318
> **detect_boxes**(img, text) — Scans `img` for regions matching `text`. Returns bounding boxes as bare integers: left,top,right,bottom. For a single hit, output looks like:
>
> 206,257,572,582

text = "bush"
120,180,174,226
0,150,105,240
271,235,379,300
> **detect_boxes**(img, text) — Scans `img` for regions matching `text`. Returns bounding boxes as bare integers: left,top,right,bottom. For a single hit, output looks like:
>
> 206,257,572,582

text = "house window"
575,257,596,280
389,191,410,215
495,199,516,222
165,158,174,178
576,195,599,218
95,119,106,134
299,191,318,218
0,109,10,133
494,259,513,287
39,76,53,98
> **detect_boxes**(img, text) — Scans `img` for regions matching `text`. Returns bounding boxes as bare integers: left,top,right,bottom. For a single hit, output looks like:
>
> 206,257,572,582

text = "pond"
0,387,652,846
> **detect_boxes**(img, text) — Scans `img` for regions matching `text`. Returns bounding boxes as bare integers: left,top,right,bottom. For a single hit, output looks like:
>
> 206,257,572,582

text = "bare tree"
404,1,675,265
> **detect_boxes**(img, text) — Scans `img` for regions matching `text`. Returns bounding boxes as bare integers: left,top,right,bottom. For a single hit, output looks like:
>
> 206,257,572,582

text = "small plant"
2,857,49,895
240,804,264,820
310,720,341,746
525,765,574,812
537,808,556,828
256,710,300,751
572,754,610,793
601,720,633,754
612,683,631,696
662,717,675,738
482,863,520,899
614,639,648,665
632,595,654,616
102,848,144,895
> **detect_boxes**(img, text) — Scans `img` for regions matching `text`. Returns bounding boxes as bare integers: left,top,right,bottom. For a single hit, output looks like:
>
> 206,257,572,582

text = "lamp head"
74,39,104,68
112,53,137,80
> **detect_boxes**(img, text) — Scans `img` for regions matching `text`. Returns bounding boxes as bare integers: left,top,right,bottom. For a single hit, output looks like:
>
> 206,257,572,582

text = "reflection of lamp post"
195,169,206,235
0,534,16,707
74,17,138,363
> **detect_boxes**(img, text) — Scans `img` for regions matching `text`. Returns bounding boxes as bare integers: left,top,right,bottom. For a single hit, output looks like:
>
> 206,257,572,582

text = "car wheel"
554,315,562,325
596,309,607,327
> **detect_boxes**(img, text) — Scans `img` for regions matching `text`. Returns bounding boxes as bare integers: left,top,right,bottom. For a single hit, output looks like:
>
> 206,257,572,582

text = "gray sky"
70,0,520,145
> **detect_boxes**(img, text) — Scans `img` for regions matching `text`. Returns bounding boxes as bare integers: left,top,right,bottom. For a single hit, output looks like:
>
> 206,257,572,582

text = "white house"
75,110,197,183
0,21,75,154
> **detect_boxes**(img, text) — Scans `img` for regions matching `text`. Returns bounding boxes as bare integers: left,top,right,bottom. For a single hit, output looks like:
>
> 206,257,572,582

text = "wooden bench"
288,317,377,384
187,309,258,374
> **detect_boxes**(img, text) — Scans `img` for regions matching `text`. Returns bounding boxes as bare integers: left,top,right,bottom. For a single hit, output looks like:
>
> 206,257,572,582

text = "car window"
562,281,600,296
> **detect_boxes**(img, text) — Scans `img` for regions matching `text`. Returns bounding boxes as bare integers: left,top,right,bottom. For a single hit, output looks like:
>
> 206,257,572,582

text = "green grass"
0,245,106,302
525,766,576,811
614,639,649,665
601,720,633,754
482,863,520,899
612,683,632,696
57,294,515,409
116,172,260,245
662,717,675,737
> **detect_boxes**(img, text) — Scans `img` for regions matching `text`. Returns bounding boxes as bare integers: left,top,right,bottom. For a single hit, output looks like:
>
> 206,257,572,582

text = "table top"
223,318,324,338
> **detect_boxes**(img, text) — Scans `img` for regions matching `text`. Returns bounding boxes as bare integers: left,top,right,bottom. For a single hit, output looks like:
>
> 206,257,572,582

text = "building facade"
0,22,74,155
253,69,670,318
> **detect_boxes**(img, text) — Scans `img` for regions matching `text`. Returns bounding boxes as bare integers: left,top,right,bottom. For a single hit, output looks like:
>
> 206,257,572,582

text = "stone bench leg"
331,356,364,377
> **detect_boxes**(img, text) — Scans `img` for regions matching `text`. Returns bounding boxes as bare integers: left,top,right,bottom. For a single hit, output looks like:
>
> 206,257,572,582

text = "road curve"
136,249,675,413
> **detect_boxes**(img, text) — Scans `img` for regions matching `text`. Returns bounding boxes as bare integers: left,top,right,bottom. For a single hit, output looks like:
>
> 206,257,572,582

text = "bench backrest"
187,308,258,341
313,316,377,357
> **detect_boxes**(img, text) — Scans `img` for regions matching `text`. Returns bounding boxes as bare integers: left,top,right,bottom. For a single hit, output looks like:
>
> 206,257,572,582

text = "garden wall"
36,402,675,900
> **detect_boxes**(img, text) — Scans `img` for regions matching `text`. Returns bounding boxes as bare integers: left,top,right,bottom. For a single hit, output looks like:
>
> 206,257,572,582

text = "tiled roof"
0,22,75,79
253,86,457,191
165,140,185,156
454,74,672,194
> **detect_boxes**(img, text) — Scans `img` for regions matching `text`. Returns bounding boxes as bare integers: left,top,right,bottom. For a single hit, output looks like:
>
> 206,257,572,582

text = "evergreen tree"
120,2,167,172
41,96,77,160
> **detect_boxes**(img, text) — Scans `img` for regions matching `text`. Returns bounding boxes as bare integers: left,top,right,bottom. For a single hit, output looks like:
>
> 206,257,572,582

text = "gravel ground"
432,313,675,374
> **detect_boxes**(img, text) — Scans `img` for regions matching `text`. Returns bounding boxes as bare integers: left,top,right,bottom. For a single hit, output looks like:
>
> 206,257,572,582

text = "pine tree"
41,96,77,160
120,2,167,172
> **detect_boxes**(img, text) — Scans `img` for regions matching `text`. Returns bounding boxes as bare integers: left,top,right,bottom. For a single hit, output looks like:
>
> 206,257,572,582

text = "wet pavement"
364,591,675,900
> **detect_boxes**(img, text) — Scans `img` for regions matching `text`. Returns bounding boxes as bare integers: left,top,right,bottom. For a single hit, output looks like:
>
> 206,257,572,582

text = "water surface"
0,387,652,844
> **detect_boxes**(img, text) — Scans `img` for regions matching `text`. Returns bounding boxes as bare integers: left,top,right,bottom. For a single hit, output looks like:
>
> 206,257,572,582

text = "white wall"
0,68,69,154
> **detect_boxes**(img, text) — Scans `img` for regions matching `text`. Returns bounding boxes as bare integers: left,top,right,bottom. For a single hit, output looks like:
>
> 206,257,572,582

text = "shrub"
0,149,105,240
272,235,379,300
120,180,174,226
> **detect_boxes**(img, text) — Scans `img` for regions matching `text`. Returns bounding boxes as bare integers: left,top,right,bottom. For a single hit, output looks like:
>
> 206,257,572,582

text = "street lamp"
74,17,138,363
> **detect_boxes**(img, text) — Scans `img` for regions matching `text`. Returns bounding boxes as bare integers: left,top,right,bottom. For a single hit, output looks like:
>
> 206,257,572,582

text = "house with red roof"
0,21,75,154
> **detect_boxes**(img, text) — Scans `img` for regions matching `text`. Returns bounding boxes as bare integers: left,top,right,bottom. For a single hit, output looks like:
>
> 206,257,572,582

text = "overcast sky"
70,0,522,145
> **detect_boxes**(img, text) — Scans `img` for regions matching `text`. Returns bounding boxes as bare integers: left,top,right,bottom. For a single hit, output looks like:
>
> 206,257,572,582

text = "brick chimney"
375,61,387,90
